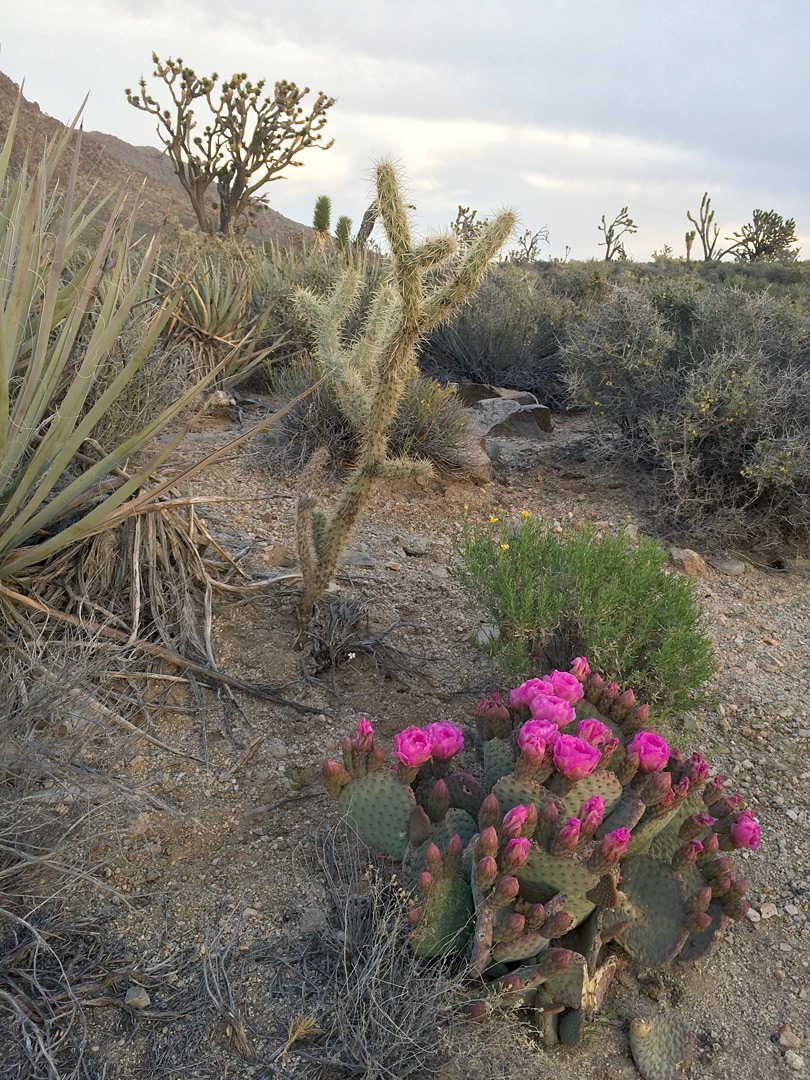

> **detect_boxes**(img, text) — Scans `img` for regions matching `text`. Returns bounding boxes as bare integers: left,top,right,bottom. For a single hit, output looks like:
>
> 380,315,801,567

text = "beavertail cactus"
322,659,762,1054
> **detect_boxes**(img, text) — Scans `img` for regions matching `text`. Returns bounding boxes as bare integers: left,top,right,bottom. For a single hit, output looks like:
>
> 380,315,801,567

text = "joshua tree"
685,230,696,262
686,193,721,260
294,161,515,621
334,215,353,252
726,209,800,263
598,207,637,261
126,54,335,234
312,195,332,248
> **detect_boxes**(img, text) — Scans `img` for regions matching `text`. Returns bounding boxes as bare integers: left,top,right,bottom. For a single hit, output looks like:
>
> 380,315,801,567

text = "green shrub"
418,263,576,408
451,515,715,713
270,357,471,474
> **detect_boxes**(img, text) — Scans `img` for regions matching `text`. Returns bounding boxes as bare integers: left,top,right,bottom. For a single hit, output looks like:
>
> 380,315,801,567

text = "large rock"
465,397,552,439
457,382,539,407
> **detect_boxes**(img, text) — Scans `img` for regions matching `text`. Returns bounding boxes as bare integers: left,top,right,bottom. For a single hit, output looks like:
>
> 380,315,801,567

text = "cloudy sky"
3,0,808,258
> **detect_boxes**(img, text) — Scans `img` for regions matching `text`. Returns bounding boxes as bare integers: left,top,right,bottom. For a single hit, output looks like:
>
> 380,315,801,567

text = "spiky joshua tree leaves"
294,161,516,621
126,54,335,234
322,658,761,1050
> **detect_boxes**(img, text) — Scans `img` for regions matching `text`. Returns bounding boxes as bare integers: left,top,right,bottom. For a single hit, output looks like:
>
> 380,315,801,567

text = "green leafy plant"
293,160,515,620
322,659,758,1050
451,516,714,713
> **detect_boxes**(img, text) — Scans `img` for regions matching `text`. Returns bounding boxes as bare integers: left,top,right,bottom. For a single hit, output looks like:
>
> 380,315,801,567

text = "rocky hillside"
0,71,311,243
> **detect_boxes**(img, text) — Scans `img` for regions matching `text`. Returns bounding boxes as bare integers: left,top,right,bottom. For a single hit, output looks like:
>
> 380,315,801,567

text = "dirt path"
87,404,810,1080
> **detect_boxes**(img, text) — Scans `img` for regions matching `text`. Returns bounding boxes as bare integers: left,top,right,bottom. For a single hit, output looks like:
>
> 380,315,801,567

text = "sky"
3,0,809,259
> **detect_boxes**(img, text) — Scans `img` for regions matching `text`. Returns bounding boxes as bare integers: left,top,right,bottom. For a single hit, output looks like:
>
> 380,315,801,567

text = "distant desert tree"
126,53,335,234
687,192,721,260
726,209,800,263
598,206,637,260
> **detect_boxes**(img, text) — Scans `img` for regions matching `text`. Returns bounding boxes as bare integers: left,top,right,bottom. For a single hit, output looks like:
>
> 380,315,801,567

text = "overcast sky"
3,0,809,258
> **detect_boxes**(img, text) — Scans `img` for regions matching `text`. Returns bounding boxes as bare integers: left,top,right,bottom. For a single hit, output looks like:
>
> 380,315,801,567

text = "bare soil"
49,404,810,1079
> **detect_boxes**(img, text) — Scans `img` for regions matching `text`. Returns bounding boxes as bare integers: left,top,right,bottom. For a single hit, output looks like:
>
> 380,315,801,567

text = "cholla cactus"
322,659,760,1047
294,161,516,620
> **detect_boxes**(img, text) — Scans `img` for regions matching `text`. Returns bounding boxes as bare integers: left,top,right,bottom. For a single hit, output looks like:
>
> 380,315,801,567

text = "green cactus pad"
430,808,479,854
647,795,708,863
679,898,728,962
543,952,587,1008
630,1015,695,1080
492,774,559,817
625,810,679,856
518,847,600,902
444,772,485,817
561,770,623,819
489,930,549,966
597,786,645,837
610,855,689,966
337,770,415,858
411,876,474,957
483,738,515,792
557,1007,585,1047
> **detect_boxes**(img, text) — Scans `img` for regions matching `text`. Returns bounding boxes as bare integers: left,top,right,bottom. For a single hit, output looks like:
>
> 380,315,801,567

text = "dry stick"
0,584,321,713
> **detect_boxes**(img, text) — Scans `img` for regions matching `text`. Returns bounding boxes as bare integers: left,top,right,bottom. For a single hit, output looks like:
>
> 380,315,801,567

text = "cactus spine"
295,160,515,620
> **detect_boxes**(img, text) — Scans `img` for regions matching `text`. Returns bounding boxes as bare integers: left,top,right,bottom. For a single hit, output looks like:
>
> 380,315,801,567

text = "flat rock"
466,398,552,440
709,555,747,576
449,433,492,483
669,547,707,576
340,550,375,567
457,382,539,407
402,536,430,557
779,1025,803,1051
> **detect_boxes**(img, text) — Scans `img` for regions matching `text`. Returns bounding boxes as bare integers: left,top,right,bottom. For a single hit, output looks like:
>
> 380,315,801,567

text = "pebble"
709,554,747,576
473,623,501,646
746,907,761,923
780,1025,803,1051
402,536,430,557
786,903,799,916
761,902,779,919
669,546,707,576
125,985,151,1010
784,1050,805,1073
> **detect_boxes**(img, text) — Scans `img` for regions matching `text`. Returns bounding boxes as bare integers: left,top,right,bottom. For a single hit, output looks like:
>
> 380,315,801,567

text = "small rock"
473,623,501,646
746,907,761,923
204,389,237,416
263,543,297,568
786,903,799,916
456,382,539,408
784,1050,805,1073
624,522,640,546
340,550,375,567
669,547,707,576
299,905,328,934
709,554,747,576
429,566,449,580
780,1025,803,1051
243,907,260,917
761,902,779,919
402,536,430,557
145,869,160,882
125,985,151,1010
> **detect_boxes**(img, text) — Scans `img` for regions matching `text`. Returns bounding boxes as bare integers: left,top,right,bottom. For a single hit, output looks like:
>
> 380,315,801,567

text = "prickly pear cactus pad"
321,658,762,1058
630,1015,695,1080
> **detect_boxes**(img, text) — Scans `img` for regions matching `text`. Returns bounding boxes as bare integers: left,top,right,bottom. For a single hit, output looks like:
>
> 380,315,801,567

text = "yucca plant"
0,96,216,585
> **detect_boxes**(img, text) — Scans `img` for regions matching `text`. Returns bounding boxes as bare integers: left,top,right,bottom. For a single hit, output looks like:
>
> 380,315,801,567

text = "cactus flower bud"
543,910,574,938
477,692,511,726
622,702,650,735
672,839,703,870
531,693,576,728
443,833,463,875
322,759,352,798
728,877,747,900
698,832,720,860
552,734,600,781
524,903,547,930
352,717,374,751
729,811,760,851
627,731,670,773
541,801,560,825
553,817,581,853
672,776,690,800
679,813,715,842
578,795,605,830
723,898,750,921
575,718,612,748
584,671,604,703
392,727,433,767
542,670,584,705
684,752,710,786
501,804,529,839
688,885,713,913
424,843,442,875
703,857,732,880
601,827,631,861
425,722,464,761
570,656,590,683
406,907,422,925
477,826,499,859
703,776,724,807
504,912,526,937
495,876,520,904
617,687,636,712
502,837,531,870
342,735,354,767
478,793,501,830
687,911,714,932
418,871,433,895
473,856,499,891
711,874,733,897
427,778,449,821
465,1000,486,1019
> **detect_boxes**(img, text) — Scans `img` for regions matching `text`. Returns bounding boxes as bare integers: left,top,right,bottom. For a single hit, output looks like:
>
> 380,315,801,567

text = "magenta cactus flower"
507,678,554,710
578,795,605,829
352,717,374,751
517,719,557,760
552,734,600,780
570,656,591,683
627,730,670,773
684,752,710,786
392,726,433,767
530,693,576,728
575,717,612,747
502,837,531,870
501,805,529,838
424,721,464,761
729,811,761,851
555,817,581,851
543,670,584,705
600,827,631,862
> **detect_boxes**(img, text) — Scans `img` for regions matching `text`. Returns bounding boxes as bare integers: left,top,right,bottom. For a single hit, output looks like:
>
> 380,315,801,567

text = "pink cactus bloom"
570,656,591,683
542,670,584,705
681,839,704,862
552,734,600,780
503,837,531,869
578,795,605,829
627,730,670,773
507,679,554,710
501,805,529,835
530,693,576,728
729,811,761,851
424,722,464,761
556,817,581,850
576,717,613,748
353,717,374,751
518,719,557,759
601,827,631,860
392,726,433,767
684,752,710,786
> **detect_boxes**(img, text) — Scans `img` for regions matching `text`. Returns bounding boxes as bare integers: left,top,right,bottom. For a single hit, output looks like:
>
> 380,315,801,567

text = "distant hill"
0,71,312,243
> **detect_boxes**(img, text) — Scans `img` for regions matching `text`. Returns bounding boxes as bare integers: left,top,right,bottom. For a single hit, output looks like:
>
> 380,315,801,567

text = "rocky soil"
37,404,810,1079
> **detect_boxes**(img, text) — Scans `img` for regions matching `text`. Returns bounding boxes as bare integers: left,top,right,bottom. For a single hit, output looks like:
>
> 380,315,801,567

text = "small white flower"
347,651,356,660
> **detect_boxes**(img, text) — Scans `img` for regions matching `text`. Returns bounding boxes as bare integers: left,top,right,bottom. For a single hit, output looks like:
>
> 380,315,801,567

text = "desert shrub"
418,263,576,408
451,515,714,713
270,356,471,474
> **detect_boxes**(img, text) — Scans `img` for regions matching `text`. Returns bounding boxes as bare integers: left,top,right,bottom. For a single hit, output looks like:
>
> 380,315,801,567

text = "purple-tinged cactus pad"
609,854,689,966
561,769,623,820
337,769,415,858
630,1014,695,1080
678,897,728,961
